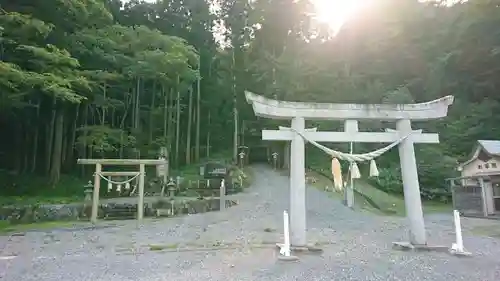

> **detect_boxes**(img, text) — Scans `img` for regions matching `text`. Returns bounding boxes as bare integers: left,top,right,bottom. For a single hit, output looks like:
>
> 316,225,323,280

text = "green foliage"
0,221,80,234
76,125,136,153
369,146,458,202
0,170,85,198
369,167,403,195
0,0,499,201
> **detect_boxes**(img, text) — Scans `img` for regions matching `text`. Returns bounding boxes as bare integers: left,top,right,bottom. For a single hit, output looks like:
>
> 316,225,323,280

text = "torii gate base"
245,91,454,253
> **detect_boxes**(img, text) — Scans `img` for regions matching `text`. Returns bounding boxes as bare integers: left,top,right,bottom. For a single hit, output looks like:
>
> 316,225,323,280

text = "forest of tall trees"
1,0,499,201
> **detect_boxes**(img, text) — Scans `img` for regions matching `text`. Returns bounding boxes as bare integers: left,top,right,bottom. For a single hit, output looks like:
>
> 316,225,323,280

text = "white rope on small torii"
96,172,142,185
96,172,142,193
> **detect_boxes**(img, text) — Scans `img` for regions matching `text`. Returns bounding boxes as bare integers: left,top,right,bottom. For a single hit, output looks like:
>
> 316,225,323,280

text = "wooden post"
479,177,488,217
284,143,290,170
450,179,457,211
91,163,102,224
220,179,226,211
345,120,358,208
138,164,145,221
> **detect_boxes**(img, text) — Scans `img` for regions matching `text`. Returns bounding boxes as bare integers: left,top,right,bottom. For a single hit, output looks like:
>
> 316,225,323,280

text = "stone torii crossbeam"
245,91,454,249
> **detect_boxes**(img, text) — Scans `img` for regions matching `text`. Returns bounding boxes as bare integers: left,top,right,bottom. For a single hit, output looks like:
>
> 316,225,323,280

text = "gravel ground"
1,165,499,281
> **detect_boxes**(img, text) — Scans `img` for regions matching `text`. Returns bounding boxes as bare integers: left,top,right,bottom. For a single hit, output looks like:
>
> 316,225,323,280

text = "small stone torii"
77,158,168,224
245,91,454,249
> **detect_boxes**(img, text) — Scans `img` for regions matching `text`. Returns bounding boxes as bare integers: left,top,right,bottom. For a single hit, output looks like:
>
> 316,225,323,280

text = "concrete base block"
392,241,449,253
0,256,17,260
276,243,324,254
449,249,472,257
277,255,299,261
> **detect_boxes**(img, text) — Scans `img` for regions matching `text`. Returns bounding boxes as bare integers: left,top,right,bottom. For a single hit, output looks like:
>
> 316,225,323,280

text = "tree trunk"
21,125,28,173
175,79,181,167
135,77,141,130
163,85,167,140
45,99,57,174
206,110,211,158
81,104,89,177
61,127,67,165
50,106,64,186
31,100,41,173
232,51,238,163
23,129,29,173
119,87,131,159
195,75,201,162
102,82,107,125
65,104,79,168
131,83,136,129
168,87,174,154
150,81,156,143
13,125,22,173
89,106,95,160
186,86,193,164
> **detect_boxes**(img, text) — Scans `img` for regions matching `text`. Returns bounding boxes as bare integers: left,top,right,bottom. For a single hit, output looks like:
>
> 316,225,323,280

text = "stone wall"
0,198,238,224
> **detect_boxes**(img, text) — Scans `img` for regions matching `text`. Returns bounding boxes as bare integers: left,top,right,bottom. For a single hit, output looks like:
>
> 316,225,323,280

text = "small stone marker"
220,179,226,211
204,162,228,179
272,152,278,169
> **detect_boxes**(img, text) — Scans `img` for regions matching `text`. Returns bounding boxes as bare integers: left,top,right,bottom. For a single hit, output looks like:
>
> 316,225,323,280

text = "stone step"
104,210,137,219
105,210,136,214
103,208,138,212
104,215,136,220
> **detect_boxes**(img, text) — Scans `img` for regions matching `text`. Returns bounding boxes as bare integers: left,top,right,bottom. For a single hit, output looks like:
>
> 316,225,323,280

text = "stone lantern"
166,178,176,198
84,181,93,202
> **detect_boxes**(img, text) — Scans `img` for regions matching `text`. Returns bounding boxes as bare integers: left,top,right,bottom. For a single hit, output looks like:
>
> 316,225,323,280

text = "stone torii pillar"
245,91,454,248
290,117,306,246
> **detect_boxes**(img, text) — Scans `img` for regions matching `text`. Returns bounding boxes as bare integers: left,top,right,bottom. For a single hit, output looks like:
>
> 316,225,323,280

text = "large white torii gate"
245,91,454,248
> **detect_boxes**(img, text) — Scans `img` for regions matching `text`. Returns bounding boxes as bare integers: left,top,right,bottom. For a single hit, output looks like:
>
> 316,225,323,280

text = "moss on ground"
0,220,83,234
470,225,500,239
307,171,451,217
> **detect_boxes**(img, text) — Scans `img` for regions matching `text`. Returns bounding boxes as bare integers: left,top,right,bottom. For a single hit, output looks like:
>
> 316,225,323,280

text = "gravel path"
1,165,499,281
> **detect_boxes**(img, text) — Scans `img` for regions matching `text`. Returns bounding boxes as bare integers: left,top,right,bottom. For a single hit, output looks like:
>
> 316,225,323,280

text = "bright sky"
311,0,371,32
123,0,368,32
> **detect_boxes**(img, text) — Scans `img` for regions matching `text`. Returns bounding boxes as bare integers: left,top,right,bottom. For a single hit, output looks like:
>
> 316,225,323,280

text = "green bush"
368,167,403,195
0,171,86,198
369,146,458,203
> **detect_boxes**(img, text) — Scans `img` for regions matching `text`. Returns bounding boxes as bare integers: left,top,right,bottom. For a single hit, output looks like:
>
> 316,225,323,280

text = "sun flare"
312,0,370,31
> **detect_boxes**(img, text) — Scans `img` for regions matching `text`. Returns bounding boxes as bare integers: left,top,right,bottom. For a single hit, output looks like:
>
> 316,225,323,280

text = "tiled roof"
478,140,500,155
457,140,500,168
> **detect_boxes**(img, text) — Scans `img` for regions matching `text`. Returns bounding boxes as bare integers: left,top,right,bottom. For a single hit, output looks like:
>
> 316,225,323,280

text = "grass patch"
263,227,275,232
308,171,451,216
149,243,179,251
240,166,254,188
0,170,87,198
470,226,500,239
0,220,81,234
0,196,81,206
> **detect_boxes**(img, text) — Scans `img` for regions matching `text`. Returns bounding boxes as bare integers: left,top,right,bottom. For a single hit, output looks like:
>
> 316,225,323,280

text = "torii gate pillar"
396,119,426,244
290,117,306,245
